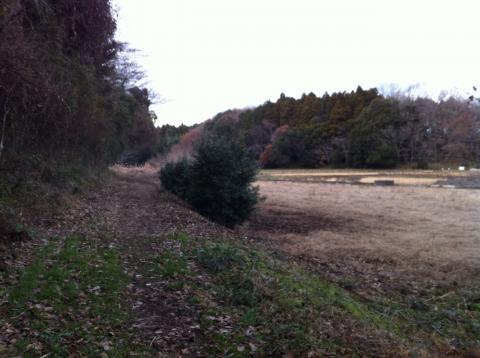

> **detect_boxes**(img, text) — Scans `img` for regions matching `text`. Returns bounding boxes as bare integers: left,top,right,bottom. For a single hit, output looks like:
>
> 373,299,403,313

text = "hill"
174,88,480,170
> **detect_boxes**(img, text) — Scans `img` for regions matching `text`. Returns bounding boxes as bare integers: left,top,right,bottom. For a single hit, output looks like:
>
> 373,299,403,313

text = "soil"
82,168,234,356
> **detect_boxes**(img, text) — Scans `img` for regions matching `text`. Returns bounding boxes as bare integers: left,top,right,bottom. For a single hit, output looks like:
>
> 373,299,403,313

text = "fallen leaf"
100,340,113,351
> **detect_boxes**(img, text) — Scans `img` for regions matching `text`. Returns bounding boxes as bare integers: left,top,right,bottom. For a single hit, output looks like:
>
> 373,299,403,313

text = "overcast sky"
114,0,480,126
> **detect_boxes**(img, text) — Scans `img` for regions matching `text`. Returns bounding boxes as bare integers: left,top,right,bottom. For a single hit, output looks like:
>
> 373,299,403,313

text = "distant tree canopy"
0,0,157,170
205,87,480,169
155,124,191,155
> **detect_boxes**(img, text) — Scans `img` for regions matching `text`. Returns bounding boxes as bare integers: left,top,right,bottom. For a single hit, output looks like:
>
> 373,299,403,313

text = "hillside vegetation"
198,88,480,169
0,0,158,188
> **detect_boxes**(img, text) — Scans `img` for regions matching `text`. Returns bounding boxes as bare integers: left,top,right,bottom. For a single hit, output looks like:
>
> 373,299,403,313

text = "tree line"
2,1,478,174
205,87,480,169
0,0,158,176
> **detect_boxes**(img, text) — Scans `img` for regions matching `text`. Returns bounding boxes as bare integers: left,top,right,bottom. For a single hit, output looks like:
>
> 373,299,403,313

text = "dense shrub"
416,159,430,169
159,159,192,198
159,138,259,228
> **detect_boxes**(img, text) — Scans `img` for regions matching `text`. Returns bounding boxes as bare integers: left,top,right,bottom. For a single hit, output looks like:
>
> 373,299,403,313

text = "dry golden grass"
111,165,480,284
260,168,473,186
263,170,381,177
111,163,159,177
261,168,471,177
358,176,439,185
253,179,480,283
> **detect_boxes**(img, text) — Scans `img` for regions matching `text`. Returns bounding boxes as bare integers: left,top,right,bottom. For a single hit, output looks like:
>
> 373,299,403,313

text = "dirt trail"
92,166,229,239
1,166,236,356
82,167,233,356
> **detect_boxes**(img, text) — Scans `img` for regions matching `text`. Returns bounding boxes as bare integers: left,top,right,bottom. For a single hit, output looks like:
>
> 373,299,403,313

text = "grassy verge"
372,289,480,351
151,235,407,356
0,156,104,219
0,236,150,357
2,233,478,356
150,234,480,357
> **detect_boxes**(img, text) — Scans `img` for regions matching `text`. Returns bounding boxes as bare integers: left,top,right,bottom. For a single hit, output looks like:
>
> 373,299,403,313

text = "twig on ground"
425,291,454,302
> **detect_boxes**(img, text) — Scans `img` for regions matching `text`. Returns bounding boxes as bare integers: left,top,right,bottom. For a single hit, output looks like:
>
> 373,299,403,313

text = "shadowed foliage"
160,137,259,228
0,0,157,185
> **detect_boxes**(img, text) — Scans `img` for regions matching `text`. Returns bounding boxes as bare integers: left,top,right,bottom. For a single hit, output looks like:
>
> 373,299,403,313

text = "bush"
159,138,259,227
159,159,192,198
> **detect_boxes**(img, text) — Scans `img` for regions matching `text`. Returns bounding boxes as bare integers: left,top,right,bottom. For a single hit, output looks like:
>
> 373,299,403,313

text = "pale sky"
114,0,480,126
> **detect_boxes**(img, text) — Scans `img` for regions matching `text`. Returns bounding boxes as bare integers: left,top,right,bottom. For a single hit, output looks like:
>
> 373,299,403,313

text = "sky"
113,0,480,126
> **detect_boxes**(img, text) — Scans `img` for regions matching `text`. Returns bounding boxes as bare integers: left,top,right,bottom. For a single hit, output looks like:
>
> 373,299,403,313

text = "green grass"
3,236,150,357
3,232,478,356
151,235,409,356
147,234,480,356
373,290,480,348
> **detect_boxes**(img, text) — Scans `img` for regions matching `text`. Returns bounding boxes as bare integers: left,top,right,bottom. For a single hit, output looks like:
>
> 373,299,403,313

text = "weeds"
154,252,190,278
156,235,406,356
195,243,244,272
151,234,480,356
3,231,478,356
4,236,150,357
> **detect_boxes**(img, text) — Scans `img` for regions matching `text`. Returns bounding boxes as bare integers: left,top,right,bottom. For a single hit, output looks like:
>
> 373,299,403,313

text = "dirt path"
92,168,229,239
1,167,236,356
82,168,234,356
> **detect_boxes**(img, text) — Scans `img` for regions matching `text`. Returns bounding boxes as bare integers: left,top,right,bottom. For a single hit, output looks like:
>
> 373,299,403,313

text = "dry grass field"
259,168,478,186
247,170,480,293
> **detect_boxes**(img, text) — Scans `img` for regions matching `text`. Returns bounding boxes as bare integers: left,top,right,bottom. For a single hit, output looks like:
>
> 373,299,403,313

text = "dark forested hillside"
0,0,157,178
204,87,480,169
